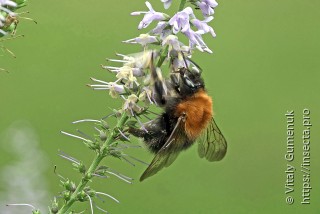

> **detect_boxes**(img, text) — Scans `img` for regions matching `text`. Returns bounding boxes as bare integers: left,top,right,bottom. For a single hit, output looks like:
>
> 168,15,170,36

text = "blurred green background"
1,0,320,213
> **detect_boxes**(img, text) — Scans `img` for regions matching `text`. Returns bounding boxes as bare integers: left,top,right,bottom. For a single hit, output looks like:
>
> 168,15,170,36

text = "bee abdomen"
129,114,170,153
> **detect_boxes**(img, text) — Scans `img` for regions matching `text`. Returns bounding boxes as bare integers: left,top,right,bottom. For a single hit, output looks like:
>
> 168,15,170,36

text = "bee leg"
150,53,168,106
129,114,169,153
170,74,180,94
128,127,146,138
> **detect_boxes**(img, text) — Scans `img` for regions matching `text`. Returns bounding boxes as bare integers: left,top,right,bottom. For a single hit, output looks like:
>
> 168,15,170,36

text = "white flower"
123,34,158,46
139,87,154,104
191,16,216,37
123,94,143,115
103,65,145,77
108,51,153,69
161,0,173,9
151,21,168,35
168,7,194,34
88,78,126,98
183,28,212,53
196,0,218,17
131,1,169,29
162,35,182,58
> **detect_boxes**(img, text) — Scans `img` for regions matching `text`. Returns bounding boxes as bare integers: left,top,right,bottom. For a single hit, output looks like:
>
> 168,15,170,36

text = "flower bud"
84,172,92,181
73,162,86,174
77,190,87,202
100,120,109,129
50,198,59,214
99,130,107,141
87,190,96,197
63,191,71,201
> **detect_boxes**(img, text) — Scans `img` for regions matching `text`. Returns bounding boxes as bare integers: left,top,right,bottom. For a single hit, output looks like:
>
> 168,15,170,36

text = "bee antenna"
179,51,203,75
187,57,203,74
180,51,190,71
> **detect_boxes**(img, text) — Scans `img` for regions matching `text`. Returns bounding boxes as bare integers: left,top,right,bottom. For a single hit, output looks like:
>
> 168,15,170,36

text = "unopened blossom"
168,7,194,34
191,16,216,37
161,0,173,9
131,1,169,30
123,34,158,46
196,0,218,17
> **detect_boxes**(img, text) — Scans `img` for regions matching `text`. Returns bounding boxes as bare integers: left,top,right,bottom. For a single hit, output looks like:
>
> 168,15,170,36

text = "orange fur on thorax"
175,89,213,140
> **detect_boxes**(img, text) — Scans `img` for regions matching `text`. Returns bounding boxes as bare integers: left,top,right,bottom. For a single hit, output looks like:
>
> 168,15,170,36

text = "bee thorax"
175,89,213,140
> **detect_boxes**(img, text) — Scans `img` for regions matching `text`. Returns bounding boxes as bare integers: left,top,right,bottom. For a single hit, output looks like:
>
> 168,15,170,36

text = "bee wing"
140,147,180,181
140,116,185,181
198,118,227,161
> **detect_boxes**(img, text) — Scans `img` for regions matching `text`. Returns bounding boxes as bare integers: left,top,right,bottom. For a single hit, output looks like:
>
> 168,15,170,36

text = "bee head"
178,67,204,96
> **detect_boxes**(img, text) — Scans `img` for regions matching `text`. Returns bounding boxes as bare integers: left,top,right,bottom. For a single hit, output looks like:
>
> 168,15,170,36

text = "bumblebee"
129,54,227,181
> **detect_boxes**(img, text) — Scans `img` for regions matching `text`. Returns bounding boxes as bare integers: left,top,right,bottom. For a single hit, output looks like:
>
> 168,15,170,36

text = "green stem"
156,45,169,67
179,0,187,11
57,114,129,214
